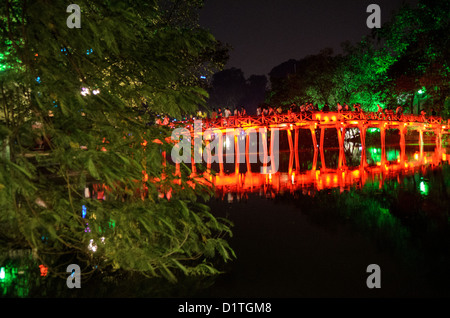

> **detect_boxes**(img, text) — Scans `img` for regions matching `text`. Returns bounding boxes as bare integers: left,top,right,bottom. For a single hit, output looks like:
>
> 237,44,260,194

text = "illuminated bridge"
169,111,450,175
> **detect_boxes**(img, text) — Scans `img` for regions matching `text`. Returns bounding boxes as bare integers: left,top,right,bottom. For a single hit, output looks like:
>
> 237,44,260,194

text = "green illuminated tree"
0,0,234,285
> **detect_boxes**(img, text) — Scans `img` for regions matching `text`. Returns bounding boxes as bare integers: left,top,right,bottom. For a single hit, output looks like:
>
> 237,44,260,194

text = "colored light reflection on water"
210,145,448,199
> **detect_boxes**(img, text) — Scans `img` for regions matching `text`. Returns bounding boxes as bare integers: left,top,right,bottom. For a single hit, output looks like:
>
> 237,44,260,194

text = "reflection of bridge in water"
211,146,449,201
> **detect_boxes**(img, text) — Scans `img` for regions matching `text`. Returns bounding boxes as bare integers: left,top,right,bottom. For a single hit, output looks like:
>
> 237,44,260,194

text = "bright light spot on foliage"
88,239,97,252
418,89,423,94
367,128,380,133
92,89,100,95
419,180,429,196
39,265,48,277
0,267,5,280
81,87,89,96
82,205,87,218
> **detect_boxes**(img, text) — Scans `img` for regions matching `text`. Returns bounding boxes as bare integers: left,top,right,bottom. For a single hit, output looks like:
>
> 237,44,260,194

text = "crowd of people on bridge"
205,102,439,120
154,100,442,126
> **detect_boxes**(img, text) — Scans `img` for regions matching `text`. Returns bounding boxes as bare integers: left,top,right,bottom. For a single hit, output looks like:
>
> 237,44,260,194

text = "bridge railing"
168,111,444,131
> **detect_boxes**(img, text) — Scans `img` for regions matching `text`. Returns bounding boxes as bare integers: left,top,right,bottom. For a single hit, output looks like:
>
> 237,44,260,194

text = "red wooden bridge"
167,111,449,175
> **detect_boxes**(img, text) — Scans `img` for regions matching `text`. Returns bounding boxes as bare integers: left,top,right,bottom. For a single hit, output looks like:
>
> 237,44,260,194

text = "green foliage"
0,0,234,284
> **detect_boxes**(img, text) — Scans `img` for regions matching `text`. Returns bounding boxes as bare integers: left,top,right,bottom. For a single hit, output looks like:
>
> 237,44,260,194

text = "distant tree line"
207,0,449,117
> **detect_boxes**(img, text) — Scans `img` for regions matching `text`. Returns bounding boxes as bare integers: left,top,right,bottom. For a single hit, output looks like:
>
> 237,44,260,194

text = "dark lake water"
2,136,450,298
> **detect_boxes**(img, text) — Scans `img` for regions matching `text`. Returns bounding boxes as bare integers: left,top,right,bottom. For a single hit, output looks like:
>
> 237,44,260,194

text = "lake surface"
1,137,450,298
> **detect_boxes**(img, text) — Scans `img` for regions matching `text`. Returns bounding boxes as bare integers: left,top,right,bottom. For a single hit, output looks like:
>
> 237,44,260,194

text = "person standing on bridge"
224,107,231,118
218,107,222,118
420,109,426,121
396,105,403,115
277,105,283,114
337,103,342,112
377,104,384,118
241,107,247,116
211,108,217,119
233,107,239,117
256,105,262,116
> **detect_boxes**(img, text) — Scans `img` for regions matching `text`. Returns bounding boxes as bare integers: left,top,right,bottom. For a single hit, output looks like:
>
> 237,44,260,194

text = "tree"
0,0,234,284
267,49,339,107
207,67,246,109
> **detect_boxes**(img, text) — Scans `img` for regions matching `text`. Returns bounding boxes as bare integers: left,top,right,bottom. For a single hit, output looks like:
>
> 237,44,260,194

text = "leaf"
10,162,33,179
87,158,100,179
160,262,177,283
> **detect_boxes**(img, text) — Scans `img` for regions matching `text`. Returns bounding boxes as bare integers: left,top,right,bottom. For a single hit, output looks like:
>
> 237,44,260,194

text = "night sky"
199,0,418,78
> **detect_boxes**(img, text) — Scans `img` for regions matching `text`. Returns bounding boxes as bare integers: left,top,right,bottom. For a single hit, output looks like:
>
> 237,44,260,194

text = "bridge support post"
261,128,269,173
205,139,211,174
399,126,406,163
270,128,277,174
246,131,251,173
287,129,294,174
320,127,326,170
359,124,367,167
337,125,346,168
219,131,224,175
234,133,239,175
380,125,386,165
294,128,300,172
435,128,442,149
310,126,318,171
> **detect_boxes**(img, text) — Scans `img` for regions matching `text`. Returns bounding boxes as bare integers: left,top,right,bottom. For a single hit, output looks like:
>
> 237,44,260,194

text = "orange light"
443,154,447,161
376,162,381,166
331,116,336,121
414,153,419,160
324,116,329,122
39,265,48,277
142,171,148,182
315,114,321,120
